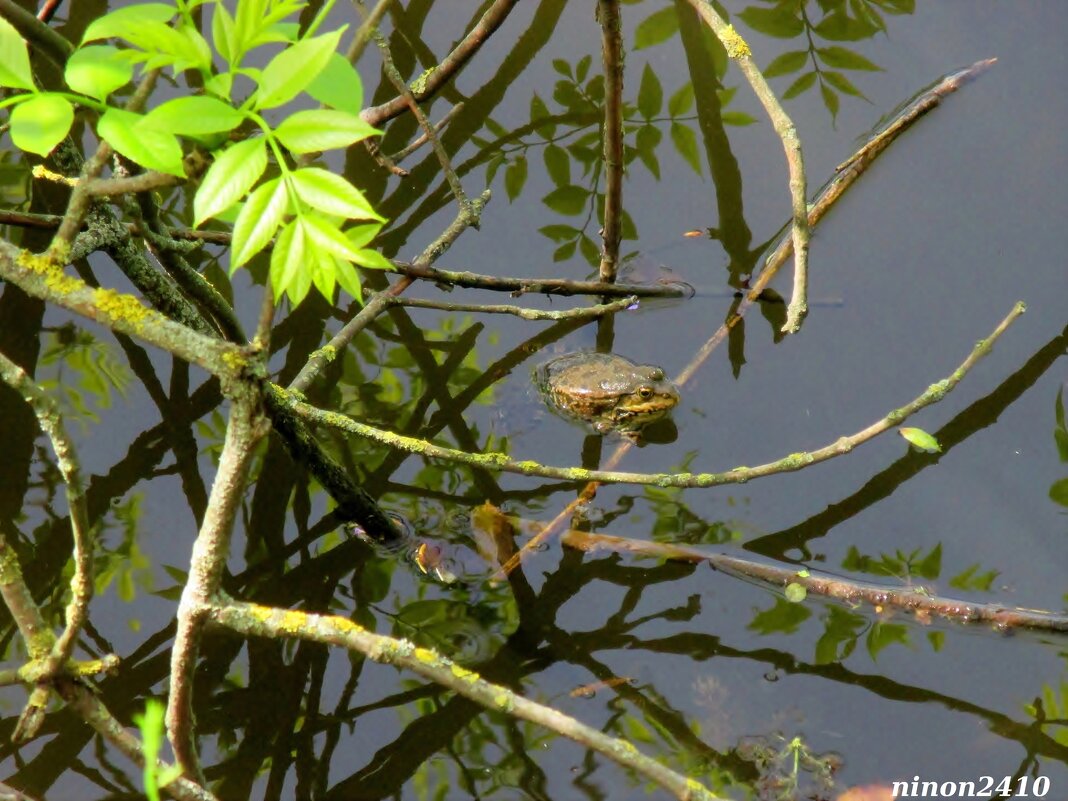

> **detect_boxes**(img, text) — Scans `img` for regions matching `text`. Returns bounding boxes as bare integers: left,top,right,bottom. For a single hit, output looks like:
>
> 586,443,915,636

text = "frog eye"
637,386,654,399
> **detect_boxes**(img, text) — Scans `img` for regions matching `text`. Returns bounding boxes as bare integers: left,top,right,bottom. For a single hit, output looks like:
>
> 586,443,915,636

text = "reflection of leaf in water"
94,495,153,610
1024,682,1068,748
748,596,811,635
40,324,131,425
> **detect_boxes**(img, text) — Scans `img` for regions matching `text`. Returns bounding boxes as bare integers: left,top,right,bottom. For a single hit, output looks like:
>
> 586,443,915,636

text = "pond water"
1,1,1066,799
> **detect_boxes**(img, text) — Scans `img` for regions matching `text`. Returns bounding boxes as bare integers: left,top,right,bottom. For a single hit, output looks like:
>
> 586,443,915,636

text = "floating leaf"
784,582,807,603
0,17,34,90
10,94,73,156
899,426,941,453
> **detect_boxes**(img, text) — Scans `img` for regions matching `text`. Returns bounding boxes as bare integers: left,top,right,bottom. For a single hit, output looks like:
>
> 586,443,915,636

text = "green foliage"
132,699,184,801
898,425,941,453
0,0,388,306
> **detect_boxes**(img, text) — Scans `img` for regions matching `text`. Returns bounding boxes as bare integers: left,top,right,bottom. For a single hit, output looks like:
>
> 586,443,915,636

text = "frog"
532,351,680,438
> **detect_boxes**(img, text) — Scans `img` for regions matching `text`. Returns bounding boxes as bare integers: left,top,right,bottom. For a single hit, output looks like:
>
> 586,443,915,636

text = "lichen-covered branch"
682,1,810,332
279,301,1024,489
167,396,267,781
208,601,725,801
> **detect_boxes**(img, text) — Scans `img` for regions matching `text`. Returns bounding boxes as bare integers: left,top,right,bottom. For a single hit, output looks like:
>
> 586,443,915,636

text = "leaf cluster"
0,0,392,305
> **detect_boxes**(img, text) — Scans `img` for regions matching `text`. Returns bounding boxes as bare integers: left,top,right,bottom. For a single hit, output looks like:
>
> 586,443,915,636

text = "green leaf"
211,2,236,65
143,96,243,136
97,108,186,176
350,247,393,271
824,70,866,99
667,82,694,117
551,59,571,78
575,54,591,83
542,185,588,216
899,426,941,453
300,214,364,262
10,95,73,156
64,45,133,101
670,122,701,176
736,5,804,38
0,17,35,90
333,255,364,302
816,45,882,71
782,71,817,100
1050,478,1068,508
634,7,678,50
345,223,383,249
504,156,527,202
748,597,811,635
916,543,942,580
194,138,267,225
270,219,307,303
637,64,663,120
232,177,288,268
305,53,364,112
784,582,807,603
578,233,599,266
722,111,758,126
543,144,570,187
81,4,176,44
635,124,661,179
763,50,808,79
866,621,909,659
539,224,577,243
289,167,383,221
255,28,343,110
553,240,577,262
274,109,379,154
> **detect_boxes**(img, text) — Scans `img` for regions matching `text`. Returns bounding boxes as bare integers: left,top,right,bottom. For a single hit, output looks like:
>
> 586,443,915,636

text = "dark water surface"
1,1,1066,799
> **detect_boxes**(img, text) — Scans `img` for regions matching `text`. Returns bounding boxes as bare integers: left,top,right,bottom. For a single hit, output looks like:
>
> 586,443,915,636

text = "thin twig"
383,293,638,321
347,0,392,64
49,70,161,257
208,600,725,801
373,29,469,209
0,353,93,678
596,0,624,282
362,0,521,127
390,102,465,163
682,1,810,332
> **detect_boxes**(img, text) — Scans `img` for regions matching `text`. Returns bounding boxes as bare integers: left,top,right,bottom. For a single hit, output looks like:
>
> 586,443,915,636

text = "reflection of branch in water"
746,321,1068,560
504,58,1001,571
563,528,1068,634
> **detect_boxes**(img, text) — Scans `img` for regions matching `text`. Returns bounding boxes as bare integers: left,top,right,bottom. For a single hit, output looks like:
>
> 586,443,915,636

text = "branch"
682,1,810,332
167,397,267,781
390,102,465,163
362,0,521,128
596,0,624,282
561,529,1068,634
383,293,638,321
208,600,725,801
280,301,1024,490
0,0,73,66
0,352,93,678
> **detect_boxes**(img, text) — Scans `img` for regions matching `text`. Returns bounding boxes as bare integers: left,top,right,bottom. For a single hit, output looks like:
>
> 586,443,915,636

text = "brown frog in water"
533,351,680,438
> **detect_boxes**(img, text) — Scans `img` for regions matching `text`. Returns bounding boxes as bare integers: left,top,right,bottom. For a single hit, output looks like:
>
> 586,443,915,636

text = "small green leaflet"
10,95,74,156
255,28,343,110
194,137,268,225
785,582,807,603
274,109,379,154
65,46,134,101
97,108,186,176
899,426,941,453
